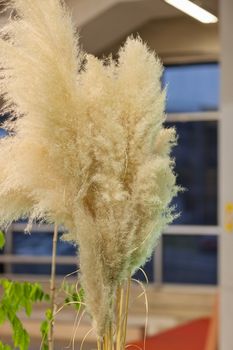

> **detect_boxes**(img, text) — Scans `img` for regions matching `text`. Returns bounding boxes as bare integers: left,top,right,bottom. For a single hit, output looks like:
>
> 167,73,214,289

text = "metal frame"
167,111,219,123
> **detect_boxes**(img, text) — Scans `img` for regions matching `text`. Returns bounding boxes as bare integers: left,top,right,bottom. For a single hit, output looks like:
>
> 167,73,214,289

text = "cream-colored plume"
0,0,178,335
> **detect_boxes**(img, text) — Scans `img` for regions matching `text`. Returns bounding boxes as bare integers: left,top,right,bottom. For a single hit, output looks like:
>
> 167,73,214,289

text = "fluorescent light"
164,0,218,23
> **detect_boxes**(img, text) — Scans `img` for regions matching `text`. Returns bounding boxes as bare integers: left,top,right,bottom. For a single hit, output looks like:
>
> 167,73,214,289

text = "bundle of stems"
98,278,131,350
48,225,133,350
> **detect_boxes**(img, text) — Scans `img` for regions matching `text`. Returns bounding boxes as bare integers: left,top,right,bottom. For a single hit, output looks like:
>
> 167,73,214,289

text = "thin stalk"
108,321,113,350
104,334,108,350
116,284,124,350
122,277,131,349
97,337,102,350
111,322,114,350
48,223,58,350
99,278,131,350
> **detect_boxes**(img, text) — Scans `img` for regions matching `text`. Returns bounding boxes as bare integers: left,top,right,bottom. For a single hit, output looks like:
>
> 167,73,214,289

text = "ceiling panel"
0,0,219,56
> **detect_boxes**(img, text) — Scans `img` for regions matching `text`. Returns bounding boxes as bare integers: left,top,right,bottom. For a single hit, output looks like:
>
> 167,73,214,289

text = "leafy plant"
0,232,5,250
0,279,50,350
0,278,84,350
0,342,12,349
0,211,84,350
39,284,84,350
0,231,49,349
40,308,53,350
0,230,85,350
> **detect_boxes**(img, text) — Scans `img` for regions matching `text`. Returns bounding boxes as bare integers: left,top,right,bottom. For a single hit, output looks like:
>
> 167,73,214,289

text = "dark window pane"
12,231,77,275
0,113,11,138
167,121,217,225
163,234,218,285
164,63,220,113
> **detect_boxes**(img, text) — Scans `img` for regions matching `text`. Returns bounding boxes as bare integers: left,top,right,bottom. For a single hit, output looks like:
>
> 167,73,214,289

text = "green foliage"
0,229,83,349
0,226,85,348
40,308,52,350
63,283,84,311
0,341,12,350
39,285,84,350
0,279,50,350
0,232,5,250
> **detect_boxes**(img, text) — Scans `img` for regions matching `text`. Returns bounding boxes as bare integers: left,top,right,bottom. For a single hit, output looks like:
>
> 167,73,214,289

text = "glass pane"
163,63,220,113
12,231,77,275
163,234,218,285
0,128,7,138
0,113,10,138
167,121,217,225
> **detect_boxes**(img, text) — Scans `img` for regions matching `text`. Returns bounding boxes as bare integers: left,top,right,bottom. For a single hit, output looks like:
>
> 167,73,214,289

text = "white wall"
139,17,219,64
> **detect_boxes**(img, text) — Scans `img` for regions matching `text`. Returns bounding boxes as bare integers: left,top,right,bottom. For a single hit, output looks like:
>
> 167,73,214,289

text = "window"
163,234,218,285
144,63,219,285
168,121,217,226
159,62,219,286
0,113,10,138
12,231,77,275
163,63,220,113
0,128,7,138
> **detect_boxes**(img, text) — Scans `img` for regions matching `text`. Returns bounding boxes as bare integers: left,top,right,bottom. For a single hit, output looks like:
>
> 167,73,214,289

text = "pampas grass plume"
0,0,179,335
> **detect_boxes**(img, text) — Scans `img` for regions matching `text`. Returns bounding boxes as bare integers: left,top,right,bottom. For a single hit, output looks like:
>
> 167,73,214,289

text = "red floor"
127,318,210,350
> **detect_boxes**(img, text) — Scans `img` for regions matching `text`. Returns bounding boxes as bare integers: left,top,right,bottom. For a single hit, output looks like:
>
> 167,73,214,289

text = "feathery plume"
0,0,179,336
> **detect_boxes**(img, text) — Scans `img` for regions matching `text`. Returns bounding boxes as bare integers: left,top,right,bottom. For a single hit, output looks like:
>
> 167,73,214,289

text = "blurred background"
0,0,232,349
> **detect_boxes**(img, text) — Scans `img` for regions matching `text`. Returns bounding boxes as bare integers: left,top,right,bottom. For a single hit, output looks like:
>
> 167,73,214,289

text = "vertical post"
4,225,13,274
48,224,58,350
220,1,233,349
154,237,163,286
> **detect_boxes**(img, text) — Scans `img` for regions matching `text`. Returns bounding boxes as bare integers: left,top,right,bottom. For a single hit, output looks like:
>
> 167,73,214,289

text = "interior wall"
104,16,219,64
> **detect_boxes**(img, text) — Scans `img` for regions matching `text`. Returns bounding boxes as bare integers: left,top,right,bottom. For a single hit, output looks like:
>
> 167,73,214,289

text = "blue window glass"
163,63,220,113
0,113,10,138
167,121,217,225
0,128,7,138
0,121,6,274
163,234,218,285
12,231,77,275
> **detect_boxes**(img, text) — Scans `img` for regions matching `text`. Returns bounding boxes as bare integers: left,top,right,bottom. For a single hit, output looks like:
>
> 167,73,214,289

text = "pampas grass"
0,0,179,342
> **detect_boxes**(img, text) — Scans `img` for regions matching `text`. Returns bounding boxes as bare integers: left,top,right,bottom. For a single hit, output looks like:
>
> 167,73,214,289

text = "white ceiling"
0,0,218,54
67,0,218,27
67,0,218,54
